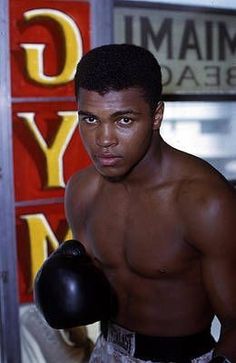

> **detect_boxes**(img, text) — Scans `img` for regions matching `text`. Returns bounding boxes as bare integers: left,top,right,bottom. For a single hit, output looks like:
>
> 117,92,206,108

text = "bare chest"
80,188,195,278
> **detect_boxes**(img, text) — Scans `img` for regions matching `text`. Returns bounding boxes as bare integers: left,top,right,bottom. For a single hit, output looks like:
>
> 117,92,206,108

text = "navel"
158,266,169,274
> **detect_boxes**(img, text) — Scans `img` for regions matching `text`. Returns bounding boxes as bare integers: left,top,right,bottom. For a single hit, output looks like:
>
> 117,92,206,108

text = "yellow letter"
21,8,83,85
21,213,72,291
17,111,78,188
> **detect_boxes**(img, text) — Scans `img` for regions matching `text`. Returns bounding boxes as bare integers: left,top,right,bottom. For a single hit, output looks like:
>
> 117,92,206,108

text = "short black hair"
74,44,162,112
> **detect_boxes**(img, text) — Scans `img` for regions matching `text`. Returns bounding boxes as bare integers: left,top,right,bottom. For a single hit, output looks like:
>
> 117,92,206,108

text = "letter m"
219,22,236,60
21,213,72,291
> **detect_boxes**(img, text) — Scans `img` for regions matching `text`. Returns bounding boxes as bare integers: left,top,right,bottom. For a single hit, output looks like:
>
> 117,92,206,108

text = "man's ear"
153,101,164,130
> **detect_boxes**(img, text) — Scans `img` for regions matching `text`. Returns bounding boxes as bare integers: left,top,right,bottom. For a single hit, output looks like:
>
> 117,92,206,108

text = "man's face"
78,87,162,179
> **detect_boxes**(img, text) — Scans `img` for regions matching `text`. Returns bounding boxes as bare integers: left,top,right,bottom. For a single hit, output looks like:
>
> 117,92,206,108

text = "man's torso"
70,154,216,336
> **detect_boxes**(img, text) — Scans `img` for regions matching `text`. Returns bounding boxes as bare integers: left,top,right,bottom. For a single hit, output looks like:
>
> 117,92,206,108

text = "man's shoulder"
172,153,236,253
64,167,101,233
65,166,100,205
172,153,236,225
168,148,235,210
67,166,99,191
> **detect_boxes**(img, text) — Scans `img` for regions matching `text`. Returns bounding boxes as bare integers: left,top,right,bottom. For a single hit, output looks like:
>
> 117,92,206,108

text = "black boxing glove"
34,240,115,329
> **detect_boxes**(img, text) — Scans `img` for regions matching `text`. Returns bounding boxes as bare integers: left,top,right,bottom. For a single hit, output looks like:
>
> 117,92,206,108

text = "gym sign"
10,0,91,302
114,2,236,99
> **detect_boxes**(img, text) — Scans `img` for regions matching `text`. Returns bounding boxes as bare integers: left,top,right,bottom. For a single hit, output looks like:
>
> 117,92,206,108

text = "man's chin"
95,165,127,182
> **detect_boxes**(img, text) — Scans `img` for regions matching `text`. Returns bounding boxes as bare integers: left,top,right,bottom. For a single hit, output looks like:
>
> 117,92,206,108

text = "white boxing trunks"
89,322,216,363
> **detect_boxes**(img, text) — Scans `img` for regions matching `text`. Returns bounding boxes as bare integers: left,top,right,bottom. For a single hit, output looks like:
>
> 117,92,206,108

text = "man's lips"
95,153,122,166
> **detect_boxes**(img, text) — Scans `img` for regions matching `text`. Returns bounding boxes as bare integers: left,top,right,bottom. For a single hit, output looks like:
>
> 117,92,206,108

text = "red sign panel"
10,0,91,302
10,0,90,97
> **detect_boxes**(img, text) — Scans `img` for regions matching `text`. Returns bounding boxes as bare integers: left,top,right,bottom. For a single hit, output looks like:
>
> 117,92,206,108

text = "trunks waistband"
100,321,216,362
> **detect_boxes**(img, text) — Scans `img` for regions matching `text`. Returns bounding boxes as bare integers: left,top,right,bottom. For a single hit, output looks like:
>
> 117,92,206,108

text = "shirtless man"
35,44,236,362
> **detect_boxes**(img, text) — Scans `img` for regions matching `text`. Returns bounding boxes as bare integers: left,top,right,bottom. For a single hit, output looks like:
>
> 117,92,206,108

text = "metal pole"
0,0,21,361
91,0,114,48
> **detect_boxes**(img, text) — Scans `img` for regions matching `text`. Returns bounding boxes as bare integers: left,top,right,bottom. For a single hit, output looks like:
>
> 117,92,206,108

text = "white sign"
114,2,236,98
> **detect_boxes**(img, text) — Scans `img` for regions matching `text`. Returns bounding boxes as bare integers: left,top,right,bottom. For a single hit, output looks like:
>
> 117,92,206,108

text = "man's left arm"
184,182,236,362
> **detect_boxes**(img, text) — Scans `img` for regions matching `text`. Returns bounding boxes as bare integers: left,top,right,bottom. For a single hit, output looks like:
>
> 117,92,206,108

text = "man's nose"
96,124,118,147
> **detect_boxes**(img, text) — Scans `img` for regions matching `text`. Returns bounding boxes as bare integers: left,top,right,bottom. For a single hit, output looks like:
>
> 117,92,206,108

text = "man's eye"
83,116,97,124
118,117,133,126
